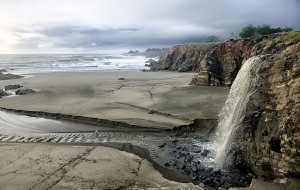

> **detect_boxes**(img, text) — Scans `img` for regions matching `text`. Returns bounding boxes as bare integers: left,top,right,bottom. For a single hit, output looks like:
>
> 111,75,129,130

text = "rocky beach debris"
0,89,9,97
15,88,36,95
5,84,22,91
0,69,23,80
0,83,35,97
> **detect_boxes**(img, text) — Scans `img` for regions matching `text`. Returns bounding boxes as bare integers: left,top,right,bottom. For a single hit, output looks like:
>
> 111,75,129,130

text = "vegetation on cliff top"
281,31,300,42
239,24,293,38
203,35,221,43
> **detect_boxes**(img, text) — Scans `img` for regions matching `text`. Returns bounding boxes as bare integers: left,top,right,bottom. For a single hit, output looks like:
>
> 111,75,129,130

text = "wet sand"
0,71,228,129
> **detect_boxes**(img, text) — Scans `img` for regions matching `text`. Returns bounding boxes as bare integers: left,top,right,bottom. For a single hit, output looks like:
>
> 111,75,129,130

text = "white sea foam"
0,54,149,74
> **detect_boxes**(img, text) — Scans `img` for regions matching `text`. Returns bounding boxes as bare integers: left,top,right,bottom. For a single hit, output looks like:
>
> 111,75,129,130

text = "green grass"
281,31,300,42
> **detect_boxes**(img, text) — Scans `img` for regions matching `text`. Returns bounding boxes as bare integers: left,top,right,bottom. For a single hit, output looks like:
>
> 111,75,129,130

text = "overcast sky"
0,0,299,54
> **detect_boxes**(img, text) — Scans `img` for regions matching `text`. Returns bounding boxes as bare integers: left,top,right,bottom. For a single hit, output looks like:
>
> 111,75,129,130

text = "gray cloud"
1,0,300,53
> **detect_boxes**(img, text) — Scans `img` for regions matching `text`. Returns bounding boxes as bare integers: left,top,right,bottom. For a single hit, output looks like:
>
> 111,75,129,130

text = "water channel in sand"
0,109,252,189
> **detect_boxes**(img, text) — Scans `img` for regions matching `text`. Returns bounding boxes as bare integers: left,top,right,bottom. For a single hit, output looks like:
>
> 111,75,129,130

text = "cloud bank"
0,0,299,53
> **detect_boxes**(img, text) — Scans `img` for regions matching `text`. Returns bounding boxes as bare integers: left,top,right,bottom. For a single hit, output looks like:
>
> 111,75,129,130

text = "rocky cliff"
150,33,299,87
229,42,300,181
149,44,217,72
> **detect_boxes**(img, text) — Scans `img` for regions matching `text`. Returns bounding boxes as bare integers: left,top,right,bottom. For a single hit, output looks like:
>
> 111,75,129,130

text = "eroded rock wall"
150,33,299,87
150,44,217,72
230,43,300,180
191,34,299,86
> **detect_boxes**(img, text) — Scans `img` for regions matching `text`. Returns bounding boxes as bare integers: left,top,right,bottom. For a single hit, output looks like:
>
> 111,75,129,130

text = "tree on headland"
239,24,256,38
203,35,221,43
239,24,293,38
255,24,273,35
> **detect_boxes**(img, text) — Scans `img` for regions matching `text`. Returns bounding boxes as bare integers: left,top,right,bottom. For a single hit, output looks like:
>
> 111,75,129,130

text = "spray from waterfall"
213,55,268,166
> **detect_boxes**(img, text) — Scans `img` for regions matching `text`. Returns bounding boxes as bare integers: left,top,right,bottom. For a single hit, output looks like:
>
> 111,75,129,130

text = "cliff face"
150,44,217,72
232,42,300,180
191,34,299,86
151,33,299,87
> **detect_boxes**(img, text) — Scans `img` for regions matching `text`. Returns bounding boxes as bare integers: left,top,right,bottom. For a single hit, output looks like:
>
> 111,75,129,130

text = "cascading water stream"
213,55,269,166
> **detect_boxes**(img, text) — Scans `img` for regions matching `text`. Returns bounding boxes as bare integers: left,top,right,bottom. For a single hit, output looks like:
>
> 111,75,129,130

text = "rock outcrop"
191,33,299,86
150,44,217,72
5,84,22,91
15,88,36,95
150,33,299,87
0,89,9,97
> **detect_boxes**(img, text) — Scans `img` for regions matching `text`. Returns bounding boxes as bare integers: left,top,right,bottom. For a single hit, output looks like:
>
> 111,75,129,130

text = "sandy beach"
0,71,229,189
0,143,202,190
0,71,228,129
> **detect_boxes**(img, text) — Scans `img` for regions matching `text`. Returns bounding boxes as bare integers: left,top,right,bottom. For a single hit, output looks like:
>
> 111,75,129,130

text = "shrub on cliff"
239,24,257,38
239,24,293,38
203,35,221,43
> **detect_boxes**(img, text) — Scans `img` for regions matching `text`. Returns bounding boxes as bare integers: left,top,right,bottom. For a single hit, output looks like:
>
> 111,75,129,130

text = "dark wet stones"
5,84,22,91
148,110,155,114
0,89,9,97
16,88,36,95
201,149,210,156
159,143,166,148
193,147,202,153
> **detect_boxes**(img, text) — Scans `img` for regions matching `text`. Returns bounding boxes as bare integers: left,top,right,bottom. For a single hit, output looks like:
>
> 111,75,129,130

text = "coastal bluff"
150,32,300,182
150,32,299,87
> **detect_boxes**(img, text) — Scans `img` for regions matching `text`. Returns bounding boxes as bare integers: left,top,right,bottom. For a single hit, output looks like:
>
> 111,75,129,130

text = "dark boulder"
0,89,9,97
16,88,36,95
5,84,22,91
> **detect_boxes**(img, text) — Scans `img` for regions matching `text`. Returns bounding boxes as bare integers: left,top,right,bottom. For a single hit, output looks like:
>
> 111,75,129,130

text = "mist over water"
0,54,149,74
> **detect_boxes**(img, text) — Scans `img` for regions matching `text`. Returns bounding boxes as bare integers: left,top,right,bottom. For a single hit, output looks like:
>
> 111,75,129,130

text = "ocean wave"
0,54,149,74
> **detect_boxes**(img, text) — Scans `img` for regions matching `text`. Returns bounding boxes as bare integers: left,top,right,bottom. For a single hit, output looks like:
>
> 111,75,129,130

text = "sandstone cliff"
229,42,300,181
150,44,217,72
150,33,299,86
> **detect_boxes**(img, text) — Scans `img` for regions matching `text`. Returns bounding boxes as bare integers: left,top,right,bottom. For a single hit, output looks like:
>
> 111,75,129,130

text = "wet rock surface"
150,44,217,72
149,33,299,88
15,88,36,95
0,89,9,97
231,42,300,180
0,70,23,80
191,33,299,86
5,84,22,90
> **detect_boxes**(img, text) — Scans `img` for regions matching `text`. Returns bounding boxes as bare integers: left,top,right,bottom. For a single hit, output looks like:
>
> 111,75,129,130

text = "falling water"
213,55,268,166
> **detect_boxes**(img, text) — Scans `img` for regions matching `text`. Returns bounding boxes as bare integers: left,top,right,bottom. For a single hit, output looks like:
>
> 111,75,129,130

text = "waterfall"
213,55,268,166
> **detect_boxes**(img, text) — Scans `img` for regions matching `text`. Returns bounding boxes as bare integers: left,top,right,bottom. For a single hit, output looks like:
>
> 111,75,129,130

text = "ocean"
0,54,150,74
